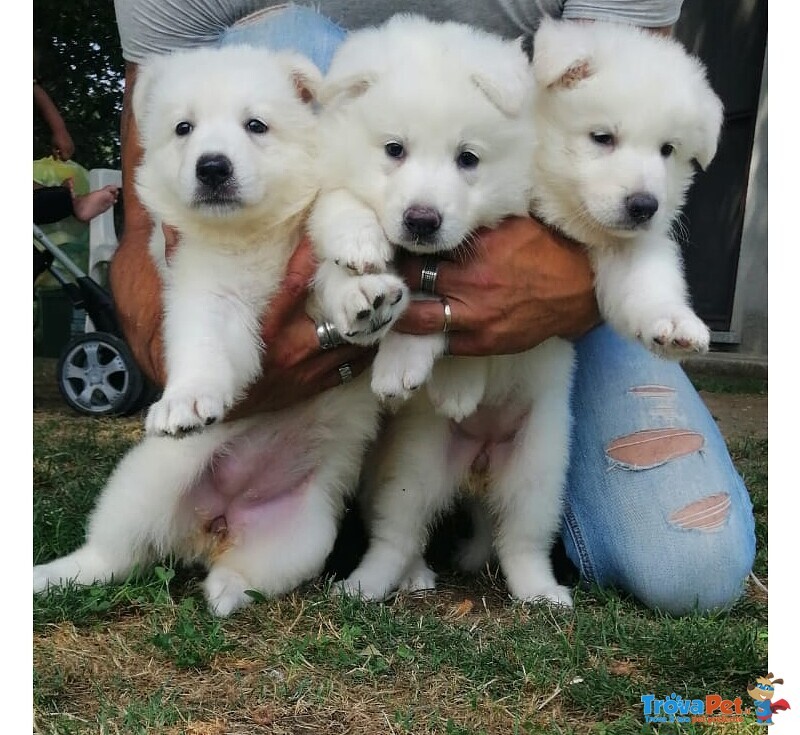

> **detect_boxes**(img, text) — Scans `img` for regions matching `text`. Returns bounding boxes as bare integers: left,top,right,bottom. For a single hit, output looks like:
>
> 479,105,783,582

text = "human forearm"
394,216,600,355
34,83,68,137
34,82,75,160
108,63,167,386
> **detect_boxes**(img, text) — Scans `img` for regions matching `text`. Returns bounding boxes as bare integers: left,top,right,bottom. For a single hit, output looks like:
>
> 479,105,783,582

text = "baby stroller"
33,170,154,417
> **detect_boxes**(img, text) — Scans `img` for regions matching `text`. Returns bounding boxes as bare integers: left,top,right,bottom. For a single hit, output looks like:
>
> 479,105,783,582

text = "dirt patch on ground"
34,358,768,442
699,391,768,442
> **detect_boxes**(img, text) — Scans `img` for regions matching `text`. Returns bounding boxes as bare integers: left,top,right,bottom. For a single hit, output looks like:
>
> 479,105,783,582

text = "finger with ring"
338,362,354,384
420,258,440,295
442,298,452,334
316,321,345,350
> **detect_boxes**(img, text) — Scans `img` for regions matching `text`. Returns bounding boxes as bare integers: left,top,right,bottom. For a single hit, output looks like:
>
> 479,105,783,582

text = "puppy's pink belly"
447,404,529,473
185,429,317,537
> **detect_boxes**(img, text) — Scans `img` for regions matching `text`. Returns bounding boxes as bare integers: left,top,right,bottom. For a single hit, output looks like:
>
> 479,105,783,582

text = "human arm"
33,81,75,161
394,216,600,355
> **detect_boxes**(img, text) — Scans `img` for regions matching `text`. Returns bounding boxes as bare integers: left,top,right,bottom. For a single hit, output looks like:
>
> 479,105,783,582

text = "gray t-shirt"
115,0,683,64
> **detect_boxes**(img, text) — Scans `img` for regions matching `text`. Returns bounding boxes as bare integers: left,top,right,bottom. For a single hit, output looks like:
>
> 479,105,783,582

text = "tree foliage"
34,0,124,169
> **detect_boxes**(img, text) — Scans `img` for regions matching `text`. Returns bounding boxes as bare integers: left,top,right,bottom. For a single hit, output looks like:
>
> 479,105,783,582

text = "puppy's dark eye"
246,119,269,134
590,132,615,147
456,150,480,169
384,141,405,159
660,142,675,157
175,121,193,137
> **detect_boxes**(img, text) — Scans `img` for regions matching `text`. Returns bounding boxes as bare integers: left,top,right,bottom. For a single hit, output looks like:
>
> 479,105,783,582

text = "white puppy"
530,19,722,355
314,17,723,605
440,20,724,590
33,46,381,616
309,14,535,412
310,15,575,605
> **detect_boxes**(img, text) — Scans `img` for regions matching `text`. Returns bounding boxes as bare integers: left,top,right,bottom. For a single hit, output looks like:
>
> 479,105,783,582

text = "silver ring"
316,321,344,350
338,362,354,384
442,299,452,334
420,258,440,295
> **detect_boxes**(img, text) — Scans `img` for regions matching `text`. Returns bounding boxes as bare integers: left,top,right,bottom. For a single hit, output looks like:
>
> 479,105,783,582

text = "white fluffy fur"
313,17,723,606
530,19,723,355
32,46,381,616
310,13,534,359
311,15,575,605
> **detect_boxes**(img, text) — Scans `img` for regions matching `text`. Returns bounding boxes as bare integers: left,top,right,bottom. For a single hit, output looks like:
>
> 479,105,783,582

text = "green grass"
32,384,769,734
687,374,767,396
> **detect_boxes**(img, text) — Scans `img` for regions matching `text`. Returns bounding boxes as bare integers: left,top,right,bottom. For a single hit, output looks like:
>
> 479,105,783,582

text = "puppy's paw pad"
640,312,710,357
145,391,232,436
670,316,710,353
330,274,409,345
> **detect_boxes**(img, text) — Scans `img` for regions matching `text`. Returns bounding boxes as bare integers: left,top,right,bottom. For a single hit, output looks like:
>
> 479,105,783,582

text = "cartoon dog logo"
748,674,791,725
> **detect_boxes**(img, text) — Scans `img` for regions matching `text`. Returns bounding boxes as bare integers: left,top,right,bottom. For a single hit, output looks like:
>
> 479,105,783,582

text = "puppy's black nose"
625,192,659,223
403,205,442,237
196,154,233,188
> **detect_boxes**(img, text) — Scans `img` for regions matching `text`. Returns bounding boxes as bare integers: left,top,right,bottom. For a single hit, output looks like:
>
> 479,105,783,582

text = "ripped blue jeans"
219,5,756,615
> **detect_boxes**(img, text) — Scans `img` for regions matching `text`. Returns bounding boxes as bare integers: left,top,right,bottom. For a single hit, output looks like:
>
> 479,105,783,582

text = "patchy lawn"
33,369,768,734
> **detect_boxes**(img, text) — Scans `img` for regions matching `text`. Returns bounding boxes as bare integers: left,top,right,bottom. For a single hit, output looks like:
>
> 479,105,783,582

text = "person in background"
34,71,119,225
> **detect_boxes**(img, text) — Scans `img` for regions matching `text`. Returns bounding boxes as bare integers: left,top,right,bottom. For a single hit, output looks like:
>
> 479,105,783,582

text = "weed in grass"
150,596,235,669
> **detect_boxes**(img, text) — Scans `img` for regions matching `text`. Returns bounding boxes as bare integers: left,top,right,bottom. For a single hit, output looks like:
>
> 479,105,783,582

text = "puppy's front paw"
145,389,233,437
637,310,710,358
333,227,395,275
371,353,433,403
329,273,409,346
370,334,443,403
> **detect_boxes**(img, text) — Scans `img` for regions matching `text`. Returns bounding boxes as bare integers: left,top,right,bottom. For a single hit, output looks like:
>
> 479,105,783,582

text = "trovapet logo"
747,674,791,726
641,675,791,726
641,693,745,724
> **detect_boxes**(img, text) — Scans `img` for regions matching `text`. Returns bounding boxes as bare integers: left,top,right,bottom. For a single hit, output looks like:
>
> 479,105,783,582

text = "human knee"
619,517,755,615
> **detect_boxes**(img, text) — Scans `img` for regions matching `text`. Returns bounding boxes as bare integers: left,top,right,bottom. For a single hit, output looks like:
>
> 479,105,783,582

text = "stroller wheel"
57,332,144,417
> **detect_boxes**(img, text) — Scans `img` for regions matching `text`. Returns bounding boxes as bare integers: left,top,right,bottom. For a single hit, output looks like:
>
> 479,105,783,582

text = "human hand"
394,216,600,355
227,237,375,417
51,127,75,161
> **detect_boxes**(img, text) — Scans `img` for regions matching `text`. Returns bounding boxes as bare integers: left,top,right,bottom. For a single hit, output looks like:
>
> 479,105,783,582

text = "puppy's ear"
276,51,324,104
470,38,533,117
687,74,724,171
318,70,377,106
532,18,595,89
318,29,386,107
